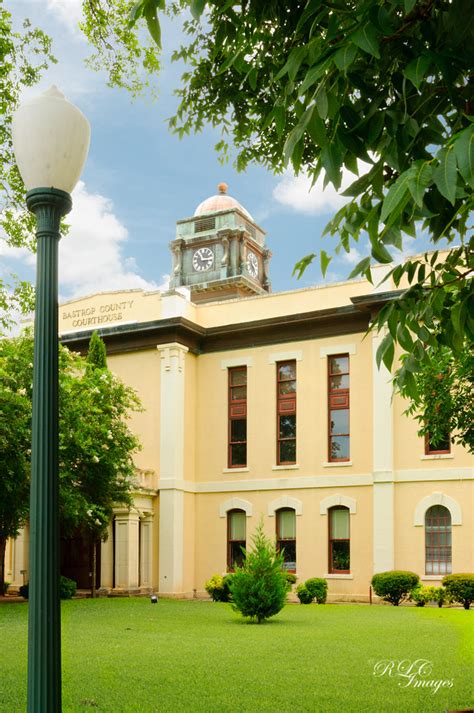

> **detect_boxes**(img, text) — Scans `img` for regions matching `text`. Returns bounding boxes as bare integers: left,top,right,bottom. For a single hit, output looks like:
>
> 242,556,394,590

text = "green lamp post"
12,86,90,712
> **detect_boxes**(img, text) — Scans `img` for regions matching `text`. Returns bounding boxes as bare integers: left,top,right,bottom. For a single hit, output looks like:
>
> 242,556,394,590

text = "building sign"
61,299,135,330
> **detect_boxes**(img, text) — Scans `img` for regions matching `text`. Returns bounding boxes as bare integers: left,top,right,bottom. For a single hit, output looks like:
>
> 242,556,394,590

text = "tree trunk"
0,536,6,595
91,539,97,599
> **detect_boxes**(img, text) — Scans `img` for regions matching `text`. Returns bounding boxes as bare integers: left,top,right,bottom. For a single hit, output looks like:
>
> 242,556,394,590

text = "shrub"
426,586,450,608
205,574,227,602
222,574,234,601
305,578,328,604
371,571,420,606
442,573,474,610
296,584,313,604
60,576,77,600
230,522,288,623
410,586,431,607
19,578,77,601
285,572,297,589
2,581,10,595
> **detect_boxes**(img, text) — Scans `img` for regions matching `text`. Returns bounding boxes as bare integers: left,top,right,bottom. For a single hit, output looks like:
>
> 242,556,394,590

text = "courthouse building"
6,184,473,601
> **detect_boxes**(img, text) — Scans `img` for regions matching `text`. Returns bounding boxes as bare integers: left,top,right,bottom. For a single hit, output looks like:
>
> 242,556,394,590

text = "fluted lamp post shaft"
12,86,90,713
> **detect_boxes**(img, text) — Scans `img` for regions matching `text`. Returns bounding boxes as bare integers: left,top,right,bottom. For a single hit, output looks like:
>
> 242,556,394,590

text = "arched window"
227,509,246,570
425,505,452,575
276,508,296,571
328,506,350,573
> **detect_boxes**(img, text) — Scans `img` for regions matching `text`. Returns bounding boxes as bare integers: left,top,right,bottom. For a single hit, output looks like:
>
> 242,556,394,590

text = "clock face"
192,247,214,272
247,251,259,278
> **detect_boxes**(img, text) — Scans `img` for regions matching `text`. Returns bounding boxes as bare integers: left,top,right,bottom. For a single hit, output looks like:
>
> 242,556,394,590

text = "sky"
4,0,432,305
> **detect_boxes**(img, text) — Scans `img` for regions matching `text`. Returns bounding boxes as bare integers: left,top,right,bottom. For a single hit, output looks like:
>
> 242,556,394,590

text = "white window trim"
420,454,454,461
320,344,356,358
222,467,249,474
323,461,353,468
268,350,302,364
413,492,462,526
324,574,354,580
272,464,300,471
219,497,253,518
267,496,303,516
221,357,253,369
320,494,357,515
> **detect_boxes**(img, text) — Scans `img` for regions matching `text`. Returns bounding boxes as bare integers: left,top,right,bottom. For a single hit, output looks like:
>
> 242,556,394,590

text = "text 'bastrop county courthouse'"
5,184,473,601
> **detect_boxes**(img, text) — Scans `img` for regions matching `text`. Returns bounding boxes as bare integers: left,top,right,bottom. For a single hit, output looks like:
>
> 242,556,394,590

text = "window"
228,367,247,467
277,361,296,464
227,509,246,570
328,355,350,462
276,508,296,571
328,506,350,573
425,432,451,455
425,505,452,575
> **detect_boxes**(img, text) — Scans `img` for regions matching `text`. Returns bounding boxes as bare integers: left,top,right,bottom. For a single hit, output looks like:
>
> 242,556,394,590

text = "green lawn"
0,599,472,712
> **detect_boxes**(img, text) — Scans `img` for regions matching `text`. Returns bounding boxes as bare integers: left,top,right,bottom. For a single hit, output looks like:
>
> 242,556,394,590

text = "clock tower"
169,183,271,303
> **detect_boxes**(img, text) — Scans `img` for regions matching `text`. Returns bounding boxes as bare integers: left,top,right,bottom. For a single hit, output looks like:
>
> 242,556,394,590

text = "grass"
0,599,472,712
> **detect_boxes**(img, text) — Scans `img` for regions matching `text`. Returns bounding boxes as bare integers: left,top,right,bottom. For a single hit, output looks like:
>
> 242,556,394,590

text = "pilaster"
372,329,395,572
113,509,140,591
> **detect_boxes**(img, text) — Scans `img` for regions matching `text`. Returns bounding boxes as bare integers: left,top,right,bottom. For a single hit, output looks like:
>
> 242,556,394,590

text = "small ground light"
151,595,158,604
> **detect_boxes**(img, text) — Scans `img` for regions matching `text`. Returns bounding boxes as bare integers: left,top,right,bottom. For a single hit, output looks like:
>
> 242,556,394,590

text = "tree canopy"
79,0,473,430
0,2,55,334
0,332,142,592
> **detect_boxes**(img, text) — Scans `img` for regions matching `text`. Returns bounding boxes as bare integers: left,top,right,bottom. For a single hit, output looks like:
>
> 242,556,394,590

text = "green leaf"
277,46,307,81
145,4,161,47
333,43,358,71
404,0,417,11
320,250,332,276
403,55,431,90
190,0,206,21
433,147,457,205
298,62,329,95
292,253,316,279
371,242,392,264
321,143,343,188
376,332,395,370
454,126,474,188
348,256,371,279
380,170,413,222
315,85,328,120
307,112,326,145
407,161,432,207
128,0,147,26
351,23,380,59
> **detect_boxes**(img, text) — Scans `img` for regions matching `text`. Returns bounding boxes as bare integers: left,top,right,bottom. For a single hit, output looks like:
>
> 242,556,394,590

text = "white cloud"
55,181,159,298
47,0,83,35
273,163,370,216
340,247,363,265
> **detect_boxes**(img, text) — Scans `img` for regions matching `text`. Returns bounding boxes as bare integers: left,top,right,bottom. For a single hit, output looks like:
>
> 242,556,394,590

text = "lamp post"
12,86,90,712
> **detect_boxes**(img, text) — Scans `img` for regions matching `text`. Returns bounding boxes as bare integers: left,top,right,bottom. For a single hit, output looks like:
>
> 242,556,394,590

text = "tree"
401,345,473,453
79,0,473,432
230,521,288,623
0,332,142,593
0,2,55,334
0,338,31,594
60,331,142,595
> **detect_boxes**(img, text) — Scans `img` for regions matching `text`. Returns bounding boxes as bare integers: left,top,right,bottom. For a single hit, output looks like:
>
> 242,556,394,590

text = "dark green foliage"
59,576,77,600
401,346,473,453
442,574,474,610
18,577,77,600
371,571,420,606
86,331,107,370
230,523,288,623
296,584,313,604
204,574,233,602
285,572,297,588
2,581,10,595
305,578,328,604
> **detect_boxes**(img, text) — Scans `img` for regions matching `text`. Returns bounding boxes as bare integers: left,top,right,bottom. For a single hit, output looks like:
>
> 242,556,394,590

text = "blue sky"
5,0,428,303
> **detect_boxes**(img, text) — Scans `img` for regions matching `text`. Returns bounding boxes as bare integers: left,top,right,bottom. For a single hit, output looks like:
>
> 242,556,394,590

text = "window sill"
322,461,352,468
324,574,353,579
222,467,249,474
272,464,300,471
421,575,445,581
420,454,453,460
